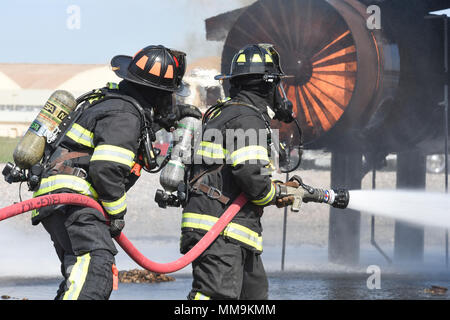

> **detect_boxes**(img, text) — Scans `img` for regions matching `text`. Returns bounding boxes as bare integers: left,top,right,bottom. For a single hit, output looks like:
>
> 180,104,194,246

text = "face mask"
135,83,177,131
273,83,295,123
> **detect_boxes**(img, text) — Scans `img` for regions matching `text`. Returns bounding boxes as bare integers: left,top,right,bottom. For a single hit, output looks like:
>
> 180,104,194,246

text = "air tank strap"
188,164,229,205
46,149,90,178
221,100,272,132
191,183,230,205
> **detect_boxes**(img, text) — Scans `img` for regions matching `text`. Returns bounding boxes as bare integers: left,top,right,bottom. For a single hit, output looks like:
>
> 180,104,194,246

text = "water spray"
346,189,450,230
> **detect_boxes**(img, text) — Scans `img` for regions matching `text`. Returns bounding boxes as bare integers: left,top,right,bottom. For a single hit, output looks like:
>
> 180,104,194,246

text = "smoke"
180,0,257,61
182,32,223,61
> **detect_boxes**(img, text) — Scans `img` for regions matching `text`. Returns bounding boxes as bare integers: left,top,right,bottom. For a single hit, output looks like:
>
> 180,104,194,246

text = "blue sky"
0,1,448,65
0,0,251,64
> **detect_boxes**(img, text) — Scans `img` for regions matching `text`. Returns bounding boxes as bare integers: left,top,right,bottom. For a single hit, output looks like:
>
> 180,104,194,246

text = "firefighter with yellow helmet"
180,44,300,300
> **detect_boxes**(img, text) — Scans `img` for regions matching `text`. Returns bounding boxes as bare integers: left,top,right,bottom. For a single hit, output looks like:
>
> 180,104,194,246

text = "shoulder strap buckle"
206,186,222,200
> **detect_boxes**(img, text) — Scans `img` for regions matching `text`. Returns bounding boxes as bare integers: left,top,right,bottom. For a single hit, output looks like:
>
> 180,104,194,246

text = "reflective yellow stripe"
63,253,91,300
196,141,229,159
251,182,276,206
209,109,221,120
200,141,228,154
33,174,98,199
196,150,227,159
230,145,270,166
31,209,39,218
194,292,210,300
107,82,119,90
91,144,135,168
181,212,263,252
102,193,127,216
66,123,94,148
88,91,102,104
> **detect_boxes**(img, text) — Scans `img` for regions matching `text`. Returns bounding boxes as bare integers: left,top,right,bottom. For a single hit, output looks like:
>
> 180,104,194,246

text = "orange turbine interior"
285,31,357,140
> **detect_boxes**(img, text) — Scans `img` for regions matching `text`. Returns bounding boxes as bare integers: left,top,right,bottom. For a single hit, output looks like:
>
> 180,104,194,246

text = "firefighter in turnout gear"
32,45,201,300
180,44,299,300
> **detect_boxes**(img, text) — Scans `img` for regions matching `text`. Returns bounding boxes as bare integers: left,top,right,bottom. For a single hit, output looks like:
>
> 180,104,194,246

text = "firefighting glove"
154,111,178,132
176,104,202,120
274,180,300,208
109,218,125,238
154,104,202,132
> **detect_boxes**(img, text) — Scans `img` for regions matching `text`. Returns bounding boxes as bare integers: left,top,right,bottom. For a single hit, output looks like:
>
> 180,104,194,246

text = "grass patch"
0,137,20,163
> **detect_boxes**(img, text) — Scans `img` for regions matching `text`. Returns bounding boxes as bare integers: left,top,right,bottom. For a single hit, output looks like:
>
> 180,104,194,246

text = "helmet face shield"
168,49,190,97
169,49,187,87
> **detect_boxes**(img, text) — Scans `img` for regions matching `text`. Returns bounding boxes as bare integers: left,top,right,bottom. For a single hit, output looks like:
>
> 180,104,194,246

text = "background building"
0,58,223,138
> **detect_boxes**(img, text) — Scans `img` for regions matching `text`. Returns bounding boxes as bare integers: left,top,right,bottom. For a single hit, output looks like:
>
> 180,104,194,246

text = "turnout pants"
183,232,268,300
39,204,118,300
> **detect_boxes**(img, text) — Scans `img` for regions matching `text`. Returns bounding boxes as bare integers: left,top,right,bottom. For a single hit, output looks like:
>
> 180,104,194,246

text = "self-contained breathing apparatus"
2,84,167,194
3,90,78,190
154,115,202,208
153,45,306,209
5,43,189,193
152,79,304,210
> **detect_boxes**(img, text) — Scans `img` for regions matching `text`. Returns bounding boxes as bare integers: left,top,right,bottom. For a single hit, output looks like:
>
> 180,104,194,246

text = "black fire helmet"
215,44,285,81
111,45,189,96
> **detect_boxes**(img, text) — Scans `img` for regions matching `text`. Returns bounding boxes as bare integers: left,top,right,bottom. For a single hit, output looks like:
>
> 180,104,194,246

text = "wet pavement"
1,270,449,300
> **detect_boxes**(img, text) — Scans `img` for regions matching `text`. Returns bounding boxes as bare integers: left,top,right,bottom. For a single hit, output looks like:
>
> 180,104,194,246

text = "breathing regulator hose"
0,192,247,274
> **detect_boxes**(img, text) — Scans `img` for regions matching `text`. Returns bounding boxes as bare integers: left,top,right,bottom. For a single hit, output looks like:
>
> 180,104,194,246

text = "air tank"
160,116,202,193
13,90,77,169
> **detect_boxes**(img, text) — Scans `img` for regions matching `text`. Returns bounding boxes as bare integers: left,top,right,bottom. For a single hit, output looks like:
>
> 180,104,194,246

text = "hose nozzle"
282,175,349,211
301,187,349,209
330,189,350,209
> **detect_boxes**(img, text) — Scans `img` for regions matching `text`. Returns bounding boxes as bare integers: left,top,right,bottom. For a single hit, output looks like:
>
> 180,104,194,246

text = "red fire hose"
0,192,248,274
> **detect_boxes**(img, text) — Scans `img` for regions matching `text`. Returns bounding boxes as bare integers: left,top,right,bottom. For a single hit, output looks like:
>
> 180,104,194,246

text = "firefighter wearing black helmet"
32,45,201,300
180,44,299,300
